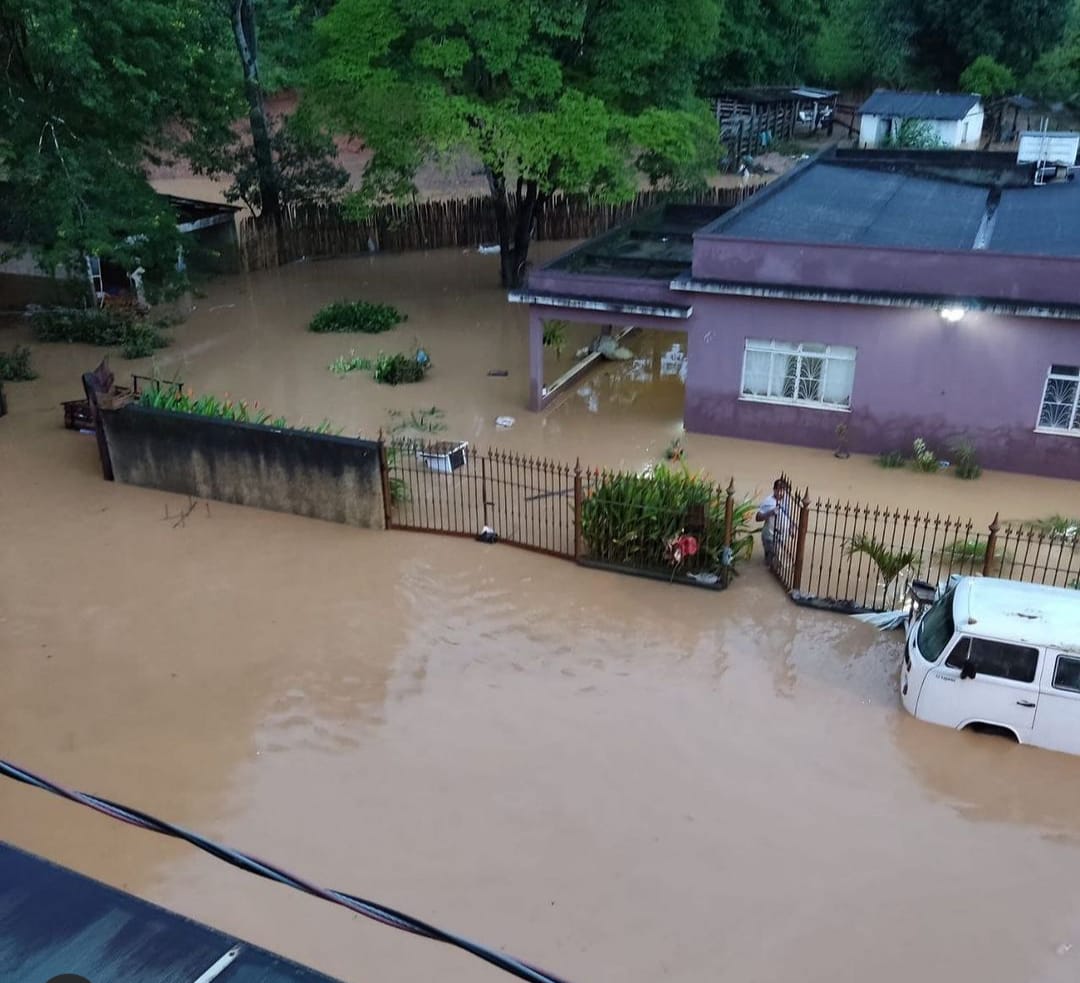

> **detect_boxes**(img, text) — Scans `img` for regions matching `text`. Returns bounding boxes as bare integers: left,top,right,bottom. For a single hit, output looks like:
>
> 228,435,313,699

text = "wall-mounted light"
940,305,966,323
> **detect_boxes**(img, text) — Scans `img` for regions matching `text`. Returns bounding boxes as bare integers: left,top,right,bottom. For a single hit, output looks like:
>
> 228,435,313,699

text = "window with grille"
740,339,856,410
1037,364,1080,434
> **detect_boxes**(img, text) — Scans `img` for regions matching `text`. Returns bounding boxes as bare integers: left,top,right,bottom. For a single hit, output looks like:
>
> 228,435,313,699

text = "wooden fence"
773,485,1080,612
238,186,762,271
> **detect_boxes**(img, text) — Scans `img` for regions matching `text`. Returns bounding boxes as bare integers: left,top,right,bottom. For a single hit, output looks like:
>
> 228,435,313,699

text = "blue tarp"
0,842,347,983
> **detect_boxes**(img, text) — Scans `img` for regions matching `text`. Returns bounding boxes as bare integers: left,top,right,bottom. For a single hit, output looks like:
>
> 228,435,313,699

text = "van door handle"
1016,700,1036,708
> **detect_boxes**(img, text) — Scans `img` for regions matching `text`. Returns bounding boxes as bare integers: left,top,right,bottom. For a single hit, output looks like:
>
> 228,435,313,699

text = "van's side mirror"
959,658,977,680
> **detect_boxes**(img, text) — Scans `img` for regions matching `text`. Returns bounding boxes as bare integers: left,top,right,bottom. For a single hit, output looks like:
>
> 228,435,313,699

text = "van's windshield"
917,588,955,663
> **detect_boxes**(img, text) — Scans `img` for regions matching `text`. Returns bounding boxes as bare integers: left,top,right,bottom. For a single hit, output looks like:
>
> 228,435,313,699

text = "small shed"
859,90,984,148
715,86,839,165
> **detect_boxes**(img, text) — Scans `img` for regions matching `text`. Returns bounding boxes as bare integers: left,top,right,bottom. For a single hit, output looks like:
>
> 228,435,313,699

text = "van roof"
952,578,1080,651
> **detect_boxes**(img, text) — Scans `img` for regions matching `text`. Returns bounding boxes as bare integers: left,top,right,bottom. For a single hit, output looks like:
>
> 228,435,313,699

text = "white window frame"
1035,364,1080,437
740,338,856,412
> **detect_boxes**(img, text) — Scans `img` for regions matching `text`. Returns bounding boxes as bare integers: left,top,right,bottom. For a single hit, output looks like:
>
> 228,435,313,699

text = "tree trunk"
487,170,541,288
230,0,281,229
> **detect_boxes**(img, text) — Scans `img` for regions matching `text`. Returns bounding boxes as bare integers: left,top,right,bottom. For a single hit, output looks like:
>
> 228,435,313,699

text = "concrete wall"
100,404,385,528
683,294,1080,479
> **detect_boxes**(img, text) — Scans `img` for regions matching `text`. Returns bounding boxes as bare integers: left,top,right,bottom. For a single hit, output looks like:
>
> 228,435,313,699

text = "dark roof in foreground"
702,149,1080,259
859,90,981,120
0,842,346,983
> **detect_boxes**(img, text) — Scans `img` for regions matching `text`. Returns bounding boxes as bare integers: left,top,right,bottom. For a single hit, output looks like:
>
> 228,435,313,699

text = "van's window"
917,590,955,663
946,637,1040,683
1053,656,1080,694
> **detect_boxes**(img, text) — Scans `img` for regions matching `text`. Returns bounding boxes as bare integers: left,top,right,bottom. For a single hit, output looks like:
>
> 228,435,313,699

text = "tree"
812,0,918,89
958,55,1017,96
1027,40,1080,104
0,0,238,295
308,0,721,287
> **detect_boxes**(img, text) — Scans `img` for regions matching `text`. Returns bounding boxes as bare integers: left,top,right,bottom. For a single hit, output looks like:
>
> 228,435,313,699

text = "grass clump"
388,406,446,436
329,351,372,376
30,307,170,359
0,344,36,381
951,440,982,480
309,301,404,334
875,449,906,469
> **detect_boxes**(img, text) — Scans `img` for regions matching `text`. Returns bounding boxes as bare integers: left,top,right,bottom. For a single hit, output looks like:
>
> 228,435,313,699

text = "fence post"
573,459,584,560
983,512,1000,577
377,431,393,530
792,490,810,592
723,478,735,549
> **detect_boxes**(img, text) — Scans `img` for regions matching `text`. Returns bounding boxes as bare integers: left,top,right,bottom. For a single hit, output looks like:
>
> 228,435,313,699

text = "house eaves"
670,276,1080,321
508,290,692,319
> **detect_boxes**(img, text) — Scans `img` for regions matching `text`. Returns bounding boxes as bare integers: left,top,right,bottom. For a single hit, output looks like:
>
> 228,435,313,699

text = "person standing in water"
756,478,792,568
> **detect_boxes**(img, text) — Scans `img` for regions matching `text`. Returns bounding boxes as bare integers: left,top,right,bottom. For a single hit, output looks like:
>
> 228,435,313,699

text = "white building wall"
958,106,984,146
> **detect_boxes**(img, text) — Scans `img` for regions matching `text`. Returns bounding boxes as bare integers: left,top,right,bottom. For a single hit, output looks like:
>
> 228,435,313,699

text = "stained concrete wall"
100,403,385,528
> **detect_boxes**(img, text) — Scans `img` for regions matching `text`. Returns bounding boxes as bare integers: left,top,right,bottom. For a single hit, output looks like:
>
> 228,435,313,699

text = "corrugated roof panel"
988,182,1080,257
0,843,347,983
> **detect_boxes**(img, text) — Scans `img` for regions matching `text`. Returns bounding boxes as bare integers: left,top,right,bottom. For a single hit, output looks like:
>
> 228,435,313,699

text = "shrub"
910,437,939,473
309,301,404,334
30,307,170,358
876,449,906,469
848,534,919,586
951,440,982,480
580,464,754,580
0,344,36,381
372,350,429,385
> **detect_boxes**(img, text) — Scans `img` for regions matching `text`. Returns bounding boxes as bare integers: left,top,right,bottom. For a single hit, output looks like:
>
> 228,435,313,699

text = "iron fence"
383,439,578,558
775,484,1080,611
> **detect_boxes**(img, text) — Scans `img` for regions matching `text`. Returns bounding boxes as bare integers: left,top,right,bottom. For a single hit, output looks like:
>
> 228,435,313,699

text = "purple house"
512,148,1080,480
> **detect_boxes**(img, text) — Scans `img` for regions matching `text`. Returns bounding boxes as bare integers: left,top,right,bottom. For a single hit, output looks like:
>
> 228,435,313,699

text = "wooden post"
573,459,584,560
377,431,393,530
983,512,1000,577
792,490,811,592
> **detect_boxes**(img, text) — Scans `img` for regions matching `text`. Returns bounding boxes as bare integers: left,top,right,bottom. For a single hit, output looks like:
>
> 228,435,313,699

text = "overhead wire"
0,757,572,983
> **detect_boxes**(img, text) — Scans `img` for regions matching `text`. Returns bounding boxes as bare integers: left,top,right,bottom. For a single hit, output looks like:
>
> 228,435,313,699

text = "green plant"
883,119,946,149
0,344,36,381
910,437,939,473
543,321,567,358
30,307,170,357
372,349,429,385
137,385,343,435
580,464,754,582
309,301,405,334
388,406,446,435
940,538,989,562
664,437,684,462
876,449,906,469
1021,515,1079,537
848,534,919,587
329,351,373,375
951,440,982,480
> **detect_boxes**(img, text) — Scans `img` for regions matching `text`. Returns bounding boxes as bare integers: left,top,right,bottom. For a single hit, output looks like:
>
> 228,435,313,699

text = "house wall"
859,114,883,147
691,236,1080,307
959,107,984,146
682,294,1080,479
858,114,982,148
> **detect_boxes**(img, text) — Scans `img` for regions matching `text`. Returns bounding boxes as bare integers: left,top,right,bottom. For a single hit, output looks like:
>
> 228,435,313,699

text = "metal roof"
859,90,981,120
0,843,346,983
952,578,1080,652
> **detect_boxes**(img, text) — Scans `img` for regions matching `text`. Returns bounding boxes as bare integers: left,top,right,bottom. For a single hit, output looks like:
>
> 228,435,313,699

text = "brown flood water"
2,246,1080,983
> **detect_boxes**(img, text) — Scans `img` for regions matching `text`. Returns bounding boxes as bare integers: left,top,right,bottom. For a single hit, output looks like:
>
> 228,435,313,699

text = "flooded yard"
2,246,1080,983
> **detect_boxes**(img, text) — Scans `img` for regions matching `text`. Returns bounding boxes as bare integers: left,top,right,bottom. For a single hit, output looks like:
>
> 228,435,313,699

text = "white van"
901,577,1080,755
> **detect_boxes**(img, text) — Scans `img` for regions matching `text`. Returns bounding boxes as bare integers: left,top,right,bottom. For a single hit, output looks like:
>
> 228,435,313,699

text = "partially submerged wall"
100,404,385,529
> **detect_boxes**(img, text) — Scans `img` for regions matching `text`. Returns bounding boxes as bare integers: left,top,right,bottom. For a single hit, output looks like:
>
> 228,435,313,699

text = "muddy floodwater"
2,246,1080,983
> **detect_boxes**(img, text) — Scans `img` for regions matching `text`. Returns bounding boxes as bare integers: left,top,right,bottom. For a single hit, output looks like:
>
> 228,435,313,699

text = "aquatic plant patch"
309,301,404,334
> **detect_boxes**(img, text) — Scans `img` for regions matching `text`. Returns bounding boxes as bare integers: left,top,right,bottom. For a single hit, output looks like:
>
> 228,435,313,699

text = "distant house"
512,148,1080,480
859,91,984,148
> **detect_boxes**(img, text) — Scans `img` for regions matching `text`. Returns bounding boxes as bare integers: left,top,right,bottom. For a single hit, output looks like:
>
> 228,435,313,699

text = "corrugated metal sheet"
0,843,347,983
988,182,1080,257
859,90,981,121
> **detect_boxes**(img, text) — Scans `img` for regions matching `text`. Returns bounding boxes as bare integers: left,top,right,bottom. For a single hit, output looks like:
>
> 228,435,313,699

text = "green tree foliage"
812,0,917,88
958,55,1017,96
0,0,238,293
308,0,721,287
883,119,946,148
